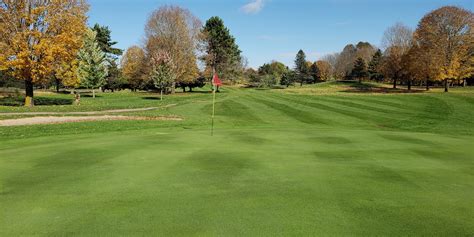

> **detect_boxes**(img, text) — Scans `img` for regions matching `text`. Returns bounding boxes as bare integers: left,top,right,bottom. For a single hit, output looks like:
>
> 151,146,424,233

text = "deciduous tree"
315,60,332,81
145,6,201,93
381,22,413,89
121,46,146,90
0,0,88,106
414,6,473,92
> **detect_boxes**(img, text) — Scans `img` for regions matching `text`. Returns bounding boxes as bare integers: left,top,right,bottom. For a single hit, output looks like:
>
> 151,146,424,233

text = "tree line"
249,6,473,92
0,2,243,106
1,2,473,107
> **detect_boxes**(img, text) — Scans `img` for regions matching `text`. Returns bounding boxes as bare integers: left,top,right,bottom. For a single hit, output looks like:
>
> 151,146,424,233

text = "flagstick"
211,84,216,136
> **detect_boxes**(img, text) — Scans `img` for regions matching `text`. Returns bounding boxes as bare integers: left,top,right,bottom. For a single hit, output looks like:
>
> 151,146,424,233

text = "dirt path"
0,115,182,126
0,104,176,116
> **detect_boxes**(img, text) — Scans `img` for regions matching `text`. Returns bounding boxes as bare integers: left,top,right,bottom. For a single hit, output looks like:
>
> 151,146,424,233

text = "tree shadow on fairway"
0,96,73,106
340,81,426,94
82,94,103,98
142,96,162,100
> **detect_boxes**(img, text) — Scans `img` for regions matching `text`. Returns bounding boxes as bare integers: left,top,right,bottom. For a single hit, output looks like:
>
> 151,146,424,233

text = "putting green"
1,84,473,235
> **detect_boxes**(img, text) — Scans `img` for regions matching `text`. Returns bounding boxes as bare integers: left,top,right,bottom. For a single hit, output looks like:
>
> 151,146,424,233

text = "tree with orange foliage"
121,46,147,91
315,60,332,81
0,0,88,106
414,6,473,92
380,23,413,89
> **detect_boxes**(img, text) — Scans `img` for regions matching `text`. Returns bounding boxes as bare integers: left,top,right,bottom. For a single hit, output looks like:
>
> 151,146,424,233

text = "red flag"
212,73,222,87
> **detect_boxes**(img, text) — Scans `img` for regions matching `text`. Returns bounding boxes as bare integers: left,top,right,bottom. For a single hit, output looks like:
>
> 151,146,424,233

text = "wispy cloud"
241,0,265,14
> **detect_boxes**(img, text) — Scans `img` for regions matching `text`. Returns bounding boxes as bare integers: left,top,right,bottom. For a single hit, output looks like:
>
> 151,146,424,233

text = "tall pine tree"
368,49,383,82
78,29,108,98
92,24,123,58
295,50,309,86
352,57,368,83
309,62,321,83
202,17,242,82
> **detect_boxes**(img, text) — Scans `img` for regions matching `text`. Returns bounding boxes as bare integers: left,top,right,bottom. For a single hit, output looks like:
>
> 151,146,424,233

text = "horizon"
88,0,473,69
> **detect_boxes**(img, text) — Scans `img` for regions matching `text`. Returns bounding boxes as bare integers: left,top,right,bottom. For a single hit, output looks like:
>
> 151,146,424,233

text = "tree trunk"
407,79,412,91
358,77,362,84
24,79,34,107
426,78,430,91
160,89,163,101
92,89,96,98
463,79,466,87
171,82,176,94
444,79,449,92
393,78,397,89
56,78,60,93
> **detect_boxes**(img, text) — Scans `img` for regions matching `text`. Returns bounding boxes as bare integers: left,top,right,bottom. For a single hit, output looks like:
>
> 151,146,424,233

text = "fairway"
1,83,473,236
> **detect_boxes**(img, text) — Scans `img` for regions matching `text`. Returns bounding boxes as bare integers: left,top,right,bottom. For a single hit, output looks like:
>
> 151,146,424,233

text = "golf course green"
1,82,473,236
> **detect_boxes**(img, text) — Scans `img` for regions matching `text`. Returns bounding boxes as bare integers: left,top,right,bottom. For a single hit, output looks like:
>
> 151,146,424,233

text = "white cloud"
241,0,265,14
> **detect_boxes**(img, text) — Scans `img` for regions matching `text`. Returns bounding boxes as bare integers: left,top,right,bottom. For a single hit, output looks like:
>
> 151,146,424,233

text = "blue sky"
88,0,473,68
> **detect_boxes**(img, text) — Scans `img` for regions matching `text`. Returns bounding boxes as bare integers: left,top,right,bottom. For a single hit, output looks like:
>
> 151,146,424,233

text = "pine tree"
368,49,383,82
280,71,296,87
78,29,108,98
92,24,123,58
202,17,242,82
295,50,309,86
309,62,321,83
352,57,368,83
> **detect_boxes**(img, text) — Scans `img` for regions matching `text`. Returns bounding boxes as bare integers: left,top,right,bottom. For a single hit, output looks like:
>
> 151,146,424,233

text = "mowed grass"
1,82,474,236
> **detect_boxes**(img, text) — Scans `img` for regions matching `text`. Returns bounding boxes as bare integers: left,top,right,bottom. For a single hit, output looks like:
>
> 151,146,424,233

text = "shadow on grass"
0,96,73,106
82,94,103,98
142,96,162,100
339,81,426,94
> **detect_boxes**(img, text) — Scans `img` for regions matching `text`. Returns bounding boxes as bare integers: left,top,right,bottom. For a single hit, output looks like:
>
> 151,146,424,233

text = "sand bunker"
0,115,182,126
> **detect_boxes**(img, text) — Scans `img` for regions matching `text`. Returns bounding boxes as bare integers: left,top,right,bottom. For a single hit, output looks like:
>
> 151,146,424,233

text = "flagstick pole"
211,67,216,136
211,85,216,136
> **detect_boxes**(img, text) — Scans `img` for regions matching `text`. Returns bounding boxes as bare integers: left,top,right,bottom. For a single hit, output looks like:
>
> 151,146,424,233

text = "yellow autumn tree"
414,6,473,92
316,60,332,81
121,46,147,91
0,0,88,106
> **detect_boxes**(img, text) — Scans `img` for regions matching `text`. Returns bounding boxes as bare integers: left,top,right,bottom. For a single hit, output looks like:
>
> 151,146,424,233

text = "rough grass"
0,82,473,236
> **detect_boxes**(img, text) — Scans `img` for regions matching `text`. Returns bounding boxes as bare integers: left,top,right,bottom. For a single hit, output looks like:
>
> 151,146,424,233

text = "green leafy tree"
368,49,383,82
352,57,368,83
151,63,175,100
78,29,108,98
258,61,288,84
202,16,242,82
295,50,310,86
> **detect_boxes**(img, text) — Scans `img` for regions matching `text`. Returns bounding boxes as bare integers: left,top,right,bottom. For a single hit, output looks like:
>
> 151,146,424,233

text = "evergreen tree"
92,24,123,92
280,71,296,87
78,29,108,98
202,16,242,82
368,49,383,82
295,50,309,86
309,62,321,83
104,60,125,92
352,57,368,83
92,24,123,58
